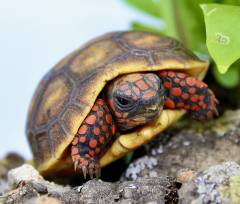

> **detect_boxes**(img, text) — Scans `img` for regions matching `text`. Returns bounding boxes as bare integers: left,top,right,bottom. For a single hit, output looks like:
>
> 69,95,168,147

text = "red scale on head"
136,80,149,90
143,90,156,99
132,86,140,95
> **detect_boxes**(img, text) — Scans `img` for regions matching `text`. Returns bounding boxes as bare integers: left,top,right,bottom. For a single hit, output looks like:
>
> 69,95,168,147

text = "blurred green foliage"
123,0,240,88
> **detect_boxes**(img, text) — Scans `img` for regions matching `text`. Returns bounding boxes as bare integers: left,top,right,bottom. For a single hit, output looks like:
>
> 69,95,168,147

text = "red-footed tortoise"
26,31,217,179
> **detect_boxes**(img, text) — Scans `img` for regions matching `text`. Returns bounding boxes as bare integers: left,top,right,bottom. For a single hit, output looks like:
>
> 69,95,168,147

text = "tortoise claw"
74,160,79,172
82,166,88,179
89,168,94,179
95,167,101,178
73,157,101,179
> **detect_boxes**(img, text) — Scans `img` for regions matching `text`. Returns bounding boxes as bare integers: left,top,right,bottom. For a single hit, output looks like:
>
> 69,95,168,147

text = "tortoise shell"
26,31,209,175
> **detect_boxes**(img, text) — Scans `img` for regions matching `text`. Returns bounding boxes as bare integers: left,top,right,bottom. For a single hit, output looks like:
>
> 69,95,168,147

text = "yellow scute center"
35,76,70,127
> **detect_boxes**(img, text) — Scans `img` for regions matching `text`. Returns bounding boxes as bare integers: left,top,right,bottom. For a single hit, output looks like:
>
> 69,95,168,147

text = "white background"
0,0,156,158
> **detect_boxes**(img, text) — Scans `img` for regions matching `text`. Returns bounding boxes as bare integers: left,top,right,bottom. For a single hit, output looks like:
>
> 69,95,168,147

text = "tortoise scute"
69,39,124,80
121,32,176,50
35,75,72,128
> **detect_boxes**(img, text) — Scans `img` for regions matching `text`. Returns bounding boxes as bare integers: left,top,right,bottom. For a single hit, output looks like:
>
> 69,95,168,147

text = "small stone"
122,188,134,199
179,161,240,203
177,169,196,183
123,156,158,180
8,164,43,190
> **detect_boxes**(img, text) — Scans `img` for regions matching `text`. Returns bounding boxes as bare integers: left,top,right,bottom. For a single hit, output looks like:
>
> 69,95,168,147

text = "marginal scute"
35,75,71,128
52,51,77,72
48,122,67,158
69,40,124,79
33,132,52,164
26,77,47,130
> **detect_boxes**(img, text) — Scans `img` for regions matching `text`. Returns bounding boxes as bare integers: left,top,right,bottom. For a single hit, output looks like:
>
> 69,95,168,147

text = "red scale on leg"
158,70,218,120
71,98,116,179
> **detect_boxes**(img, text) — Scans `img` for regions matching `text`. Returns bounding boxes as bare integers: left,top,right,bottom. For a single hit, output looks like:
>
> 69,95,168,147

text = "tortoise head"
106,73,164,131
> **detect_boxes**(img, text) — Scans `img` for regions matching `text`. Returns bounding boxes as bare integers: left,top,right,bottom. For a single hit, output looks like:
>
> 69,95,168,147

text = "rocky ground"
0,109,240,203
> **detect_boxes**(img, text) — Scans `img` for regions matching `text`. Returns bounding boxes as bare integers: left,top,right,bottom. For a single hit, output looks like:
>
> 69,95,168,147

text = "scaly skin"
71,71,218,178
71,99,116,178
159,70,218,120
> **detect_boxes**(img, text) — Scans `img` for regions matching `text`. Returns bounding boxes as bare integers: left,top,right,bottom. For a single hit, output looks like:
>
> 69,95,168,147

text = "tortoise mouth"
132,112,160,123
116,106,162,132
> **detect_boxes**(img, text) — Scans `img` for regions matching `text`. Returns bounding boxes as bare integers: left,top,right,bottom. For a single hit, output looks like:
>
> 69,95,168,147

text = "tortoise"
26,31,218,179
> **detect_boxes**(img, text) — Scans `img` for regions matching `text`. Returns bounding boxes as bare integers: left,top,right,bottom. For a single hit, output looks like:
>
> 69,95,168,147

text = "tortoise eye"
116,96,131,107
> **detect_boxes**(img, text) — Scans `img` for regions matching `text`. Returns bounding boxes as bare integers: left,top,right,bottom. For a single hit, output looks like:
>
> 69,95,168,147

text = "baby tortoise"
26,31,218,179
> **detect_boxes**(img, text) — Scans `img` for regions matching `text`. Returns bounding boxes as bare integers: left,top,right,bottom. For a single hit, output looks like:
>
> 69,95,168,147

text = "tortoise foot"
73,156,101,179
159,70,218,120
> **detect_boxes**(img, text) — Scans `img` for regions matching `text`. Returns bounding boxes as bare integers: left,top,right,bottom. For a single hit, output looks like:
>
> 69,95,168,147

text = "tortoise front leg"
158,70,218,120
71,99,116,179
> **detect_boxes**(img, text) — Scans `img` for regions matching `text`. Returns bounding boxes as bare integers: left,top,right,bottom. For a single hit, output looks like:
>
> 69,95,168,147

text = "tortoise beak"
147,104,159,112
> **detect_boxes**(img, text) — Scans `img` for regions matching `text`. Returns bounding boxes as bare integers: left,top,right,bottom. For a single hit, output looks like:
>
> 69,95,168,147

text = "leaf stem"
171,0,187,46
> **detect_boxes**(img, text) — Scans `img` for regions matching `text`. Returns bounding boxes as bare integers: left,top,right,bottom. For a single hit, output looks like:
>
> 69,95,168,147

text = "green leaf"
124,0,162,18
213,64,240,88
145,0,209,52
131,21,163,34
222,0,240,6
124,0,219,53
201,4,240,73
